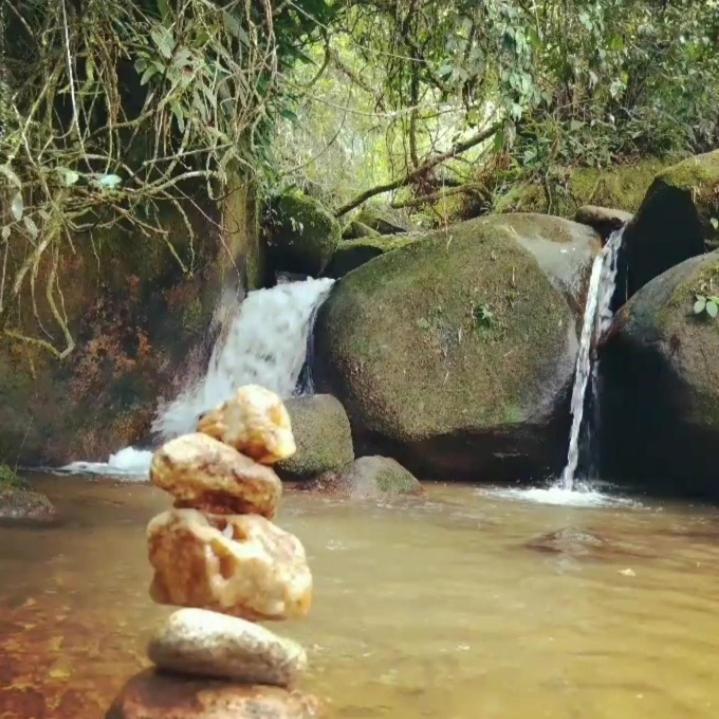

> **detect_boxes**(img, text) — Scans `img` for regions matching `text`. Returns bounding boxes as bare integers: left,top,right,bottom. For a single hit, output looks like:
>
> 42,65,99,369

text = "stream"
1,475,719,718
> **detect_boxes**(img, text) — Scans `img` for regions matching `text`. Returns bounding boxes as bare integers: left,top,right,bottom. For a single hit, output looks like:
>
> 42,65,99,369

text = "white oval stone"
148,608,307,686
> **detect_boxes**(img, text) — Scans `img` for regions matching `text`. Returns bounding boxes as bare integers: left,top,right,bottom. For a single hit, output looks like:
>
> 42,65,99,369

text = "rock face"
277,395,354,480
198,385,296,464
335,456,422,499
106,669,323,719
148,509,312,620
147,608,307,686
315,213,601,481
265,191,341,276
623,151,719,296
599,251,719,497
151,433,281,518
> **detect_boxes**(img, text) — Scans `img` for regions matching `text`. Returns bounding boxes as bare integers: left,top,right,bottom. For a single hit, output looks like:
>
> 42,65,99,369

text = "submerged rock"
599,250,719,497
151,433,281,518
0,487,57,525
106,669,323,719
315,213,600,481
277,395,354,481
264,190,341,276
623,150,719,296
198,385,296,465
332,456,422,499
148,608,306,686
147,509,312,620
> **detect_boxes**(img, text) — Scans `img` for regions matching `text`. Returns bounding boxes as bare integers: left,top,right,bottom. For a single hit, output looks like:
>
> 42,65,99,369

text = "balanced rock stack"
107,385,321,719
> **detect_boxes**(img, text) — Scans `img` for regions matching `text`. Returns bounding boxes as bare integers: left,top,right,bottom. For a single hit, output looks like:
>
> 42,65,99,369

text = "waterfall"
154,277,334,439
60,277,334,476
559,227,624,490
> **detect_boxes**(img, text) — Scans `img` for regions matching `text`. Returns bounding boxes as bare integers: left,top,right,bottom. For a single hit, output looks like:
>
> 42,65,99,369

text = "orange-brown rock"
150,433,281,518
147,509,312,620
106,669,324,719
198,385,296,464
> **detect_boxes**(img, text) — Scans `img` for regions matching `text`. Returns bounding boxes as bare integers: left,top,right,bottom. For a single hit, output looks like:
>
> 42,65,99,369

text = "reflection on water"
1,476,719,718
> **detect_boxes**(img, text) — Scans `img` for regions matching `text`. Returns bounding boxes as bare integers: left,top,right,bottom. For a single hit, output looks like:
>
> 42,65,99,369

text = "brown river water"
1,475,719,718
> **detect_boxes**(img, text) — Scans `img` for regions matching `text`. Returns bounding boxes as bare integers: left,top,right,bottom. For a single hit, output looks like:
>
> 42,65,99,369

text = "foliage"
0,0,336,355
693,294,719,319
0,463,26,489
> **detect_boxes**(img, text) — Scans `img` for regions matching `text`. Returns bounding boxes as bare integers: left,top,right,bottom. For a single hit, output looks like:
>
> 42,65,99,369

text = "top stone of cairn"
198,385,296,465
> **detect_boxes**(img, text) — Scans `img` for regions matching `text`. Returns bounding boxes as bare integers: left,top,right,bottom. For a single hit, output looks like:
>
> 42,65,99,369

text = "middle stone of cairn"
145,385,313,688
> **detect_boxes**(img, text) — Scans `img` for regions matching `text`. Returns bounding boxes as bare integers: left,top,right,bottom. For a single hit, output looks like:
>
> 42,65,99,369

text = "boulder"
148,509,312,620
599,250,719,497
151,434,281,518
106,669,323,719
575,205,633,238
341,219,379,240
277,395,354,480
314,213,601,481
147,608,306,686
353,205,411,235
198,385,296,465
323,236,417,279
0,466,56,525
623,151,719,296
333,456,422,499
264,191,341,276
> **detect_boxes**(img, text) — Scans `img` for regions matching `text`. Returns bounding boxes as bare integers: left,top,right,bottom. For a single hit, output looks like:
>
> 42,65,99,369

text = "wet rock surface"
106,669,323,719
148,509,312,620
0,487,57,525
151,433,281,518
148,608,307,686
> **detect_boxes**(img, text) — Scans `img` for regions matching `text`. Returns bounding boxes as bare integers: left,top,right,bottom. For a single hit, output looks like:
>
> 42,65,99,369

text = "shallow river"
1,476,719,718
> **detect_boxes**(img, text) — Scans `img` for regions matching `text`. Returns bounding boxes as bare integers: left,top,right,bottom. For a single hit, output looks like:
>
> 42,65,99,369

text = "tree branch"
335,120,501,217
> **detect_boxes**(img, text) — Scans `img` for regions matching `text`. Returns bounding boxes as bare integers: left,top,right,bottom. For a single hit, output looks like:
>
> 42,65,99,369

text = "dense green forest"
1,0,719,354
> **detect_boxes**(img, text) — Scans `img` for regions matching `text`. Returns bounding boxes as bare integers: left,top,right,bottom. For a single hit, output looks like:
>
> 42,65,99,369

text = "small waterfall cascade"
559,227,624,490
154,277,335,439
60,277,334,477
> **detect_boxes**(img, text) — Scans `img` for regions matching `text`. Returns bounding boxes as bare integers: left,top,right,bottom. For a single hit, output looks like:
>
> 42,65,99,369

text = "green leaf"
57,167,80,186
97,174,122,189
10,192,23,222
694,298,706,314
23,215,39,240
707,301,718,318
151,26,175,60
711,217,719,230
0,165,21,189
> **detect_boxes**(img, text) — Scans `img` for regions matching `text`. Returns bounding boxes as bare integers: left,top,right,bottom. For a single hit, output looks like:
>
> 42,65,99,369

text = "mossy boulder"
575,205,633,238
0,466,57,524
495,158,675,218
353,205,412,235
599,250,719,498
314,213,601,482
324,235,418,279
265,191,341,276
623,151,719,297
327,456,422,499
276,395,354,480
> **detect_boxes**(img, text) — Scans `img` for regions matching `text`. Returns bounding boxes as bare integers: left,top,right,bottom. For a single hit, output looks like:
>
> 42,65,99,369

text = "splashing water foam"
60,277,334,478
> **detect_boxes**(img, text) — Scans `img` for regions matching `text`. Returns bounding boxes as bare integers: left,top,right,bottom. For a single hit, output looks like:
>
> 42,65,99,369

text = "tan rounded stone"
150,433,281,518
197,385,296,464
106,669,324,719
148,608,307,686
147,509,312,620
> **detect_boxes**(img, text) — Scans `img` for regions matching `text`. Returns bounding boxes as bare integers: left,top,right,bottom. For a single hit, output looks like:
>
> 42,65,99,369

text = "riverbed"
1,476,718,718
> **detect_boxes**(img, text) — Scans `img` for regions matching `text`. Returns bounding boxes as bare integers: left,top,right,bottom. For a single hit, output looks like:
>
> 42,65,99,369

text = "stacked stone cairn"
107,385,321,719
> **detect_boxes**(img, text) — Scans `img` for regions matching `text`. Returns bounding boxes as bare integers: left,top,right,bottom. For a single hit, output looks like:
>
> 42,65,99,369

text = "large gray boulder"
314,213,601,481
599,250,719,497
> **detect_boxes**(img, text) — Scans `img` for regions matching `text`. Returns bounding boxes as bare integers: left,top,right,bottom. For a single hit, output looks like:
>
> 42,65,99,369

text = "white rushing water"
60,277,334,478
558,227,624,491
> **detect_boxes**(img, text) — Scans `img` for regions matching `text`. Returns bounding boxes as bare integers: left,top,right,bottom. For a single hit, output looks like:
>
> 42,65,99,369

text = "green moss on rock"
265,191,341,276
315,214,599,481
324,235,418,278
340,456,422,499
277,394,354,480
